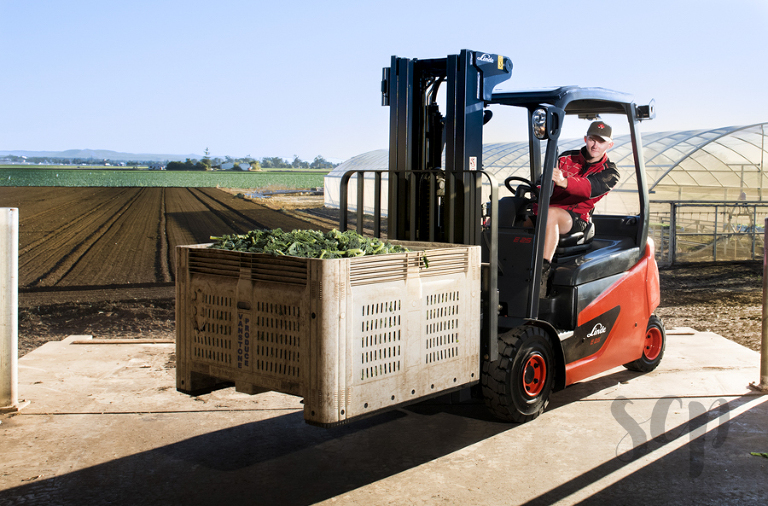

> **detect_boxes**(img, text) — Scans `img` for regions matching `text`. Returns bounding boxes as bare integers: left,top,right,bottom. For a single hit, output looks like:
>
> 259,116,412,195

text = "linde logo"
587,323,607,338
476,53,494,63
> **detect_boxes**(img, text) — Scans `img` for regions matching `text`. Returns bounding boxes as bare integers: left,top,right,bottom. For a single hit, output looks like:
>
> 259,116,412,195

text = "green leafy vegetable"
209,228,409,259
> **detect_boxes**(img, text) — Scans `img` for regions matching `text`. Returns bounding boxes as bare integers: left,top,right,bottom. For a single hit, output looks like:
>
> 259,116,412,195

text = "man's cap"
587,121,612,142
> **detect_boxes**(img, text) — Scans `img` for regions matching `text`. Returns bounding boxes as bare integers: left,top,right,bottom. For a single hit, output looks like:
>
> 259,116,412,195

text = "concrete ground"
1,329,766,506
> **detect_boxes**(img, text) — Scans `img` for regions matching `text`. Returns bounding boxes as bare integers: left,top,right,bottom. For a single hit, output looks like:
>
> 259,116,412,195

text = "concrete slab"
1,329,766,506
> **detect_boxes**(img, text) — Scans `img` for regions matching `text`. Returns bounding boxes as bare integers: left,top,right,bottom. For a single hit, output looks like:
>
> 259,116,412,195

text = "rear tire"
482,325,555,423
624,314,666,372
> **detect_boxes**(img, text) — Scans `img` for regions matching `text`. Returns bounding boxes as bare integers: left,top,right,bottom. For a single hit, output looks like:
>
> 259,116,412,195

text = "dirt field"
0,187,333,355
1,187,763,357
655,261,763,351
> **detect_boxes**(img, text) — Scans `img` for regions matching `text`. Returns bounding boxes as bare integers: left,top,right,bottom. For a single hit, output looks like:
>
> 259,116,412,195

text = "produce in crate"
209,228,408,259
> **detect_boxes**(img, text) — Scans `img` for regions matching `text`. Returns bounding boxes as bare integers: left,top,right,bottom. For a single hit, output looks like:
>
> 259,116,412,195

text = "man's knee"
548,207,573,231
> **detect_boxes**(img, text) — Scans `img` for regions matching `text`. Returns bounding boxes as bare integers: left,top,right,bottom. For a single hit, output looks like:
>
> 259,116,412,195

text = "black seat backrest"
496,196,533,228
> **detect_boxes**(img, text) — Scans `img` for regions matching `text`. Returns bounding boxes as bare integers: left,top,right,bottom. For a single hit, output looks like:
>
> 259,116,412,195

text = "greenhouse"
324,123,768,262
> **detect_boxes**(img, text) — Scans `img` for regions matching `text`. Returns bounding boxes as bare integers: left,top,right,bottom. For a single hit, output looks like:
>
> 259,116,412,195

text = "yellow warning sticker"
498,55,504,70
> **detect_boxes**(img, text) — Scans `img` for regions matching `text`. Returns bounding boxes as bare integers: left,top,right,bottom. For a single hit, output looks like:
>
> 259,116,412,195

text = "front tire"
482,325,555,423
624,314,666,372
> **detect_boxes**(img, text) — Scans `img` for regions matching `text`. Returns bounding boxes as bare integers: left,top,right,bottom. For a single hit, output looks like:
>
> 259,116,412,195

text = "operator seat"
554,221,595,258
496,195,531,227
494,196,595,257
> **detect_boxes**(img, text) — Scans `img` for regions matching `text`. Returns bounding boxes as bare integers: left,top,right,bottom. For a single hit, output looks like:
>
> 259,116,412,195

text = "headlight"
532,108,548,139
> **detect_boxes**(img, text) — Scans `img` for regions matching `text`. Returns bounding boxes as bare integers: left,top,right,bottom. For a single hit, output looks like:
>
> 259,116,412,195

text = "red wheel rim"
644,327,663,361
522,353,547,397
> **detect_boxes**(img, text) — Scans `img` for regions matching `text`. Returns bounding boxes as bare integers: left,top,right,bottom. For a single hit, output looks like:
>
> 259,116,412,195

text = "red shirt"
544,147,620,222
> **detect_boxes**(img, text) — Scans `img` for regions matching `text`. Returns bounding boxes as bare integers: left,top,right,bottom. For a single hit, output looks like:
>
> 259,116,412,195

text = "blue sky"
1,0,766,162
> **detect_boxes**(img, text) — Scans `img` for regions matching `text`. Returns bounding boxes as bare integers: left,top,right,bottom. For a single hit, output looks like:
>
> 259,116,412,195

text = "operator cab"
486,87,655,332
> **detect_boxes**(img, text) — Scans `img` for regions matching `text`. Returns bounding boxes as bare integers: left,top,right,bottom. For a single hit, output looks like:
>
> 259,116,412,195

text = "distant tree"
165,159,206,171
201,148,212,170
261,156,290,168
291,155,309,169
310,155,334,169
165,161,186,171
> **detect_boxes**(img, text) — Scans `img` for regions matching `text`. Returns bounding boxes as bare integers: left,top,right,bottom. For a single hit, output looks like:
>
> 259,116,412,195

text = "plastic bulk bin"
175,242,481,426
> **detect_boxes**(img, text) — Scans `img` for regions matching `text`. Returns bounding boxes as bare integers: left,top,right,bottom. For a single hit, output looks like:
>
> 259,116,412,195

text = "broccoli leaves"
209,228,409,259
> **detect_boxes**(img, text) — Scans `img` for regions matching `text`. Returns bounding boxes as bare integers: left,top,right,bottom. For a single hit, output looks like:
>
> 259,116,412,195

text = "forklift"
339,49,664,423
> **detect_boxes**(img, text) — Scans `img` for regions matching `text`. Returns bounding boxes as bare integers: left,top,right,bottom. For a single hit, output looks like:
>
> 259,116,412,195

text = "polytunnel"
325,123,768,215
324,123,768,263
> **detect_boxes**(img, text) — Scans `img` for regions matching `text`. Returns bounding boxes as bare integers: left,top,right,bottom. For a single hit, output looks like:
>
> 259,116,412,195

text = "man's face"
584,135,613,161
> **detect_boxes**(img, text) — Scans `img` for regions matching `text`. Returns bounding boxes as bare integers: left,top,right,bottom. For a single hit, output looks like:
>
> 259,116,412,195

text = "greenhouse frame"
324,123,768,263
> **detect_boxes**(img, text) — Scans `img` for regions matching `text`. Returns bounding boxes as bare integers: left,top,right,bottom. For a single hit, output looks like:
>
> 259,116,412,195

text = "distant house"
148,163,165,171
221,162,235,170
238,162,250,171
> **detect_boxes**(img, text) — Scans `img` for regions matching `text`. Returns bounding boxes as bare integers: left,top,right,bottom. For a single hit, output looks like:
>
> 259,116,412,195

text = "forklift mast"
381,50,513,245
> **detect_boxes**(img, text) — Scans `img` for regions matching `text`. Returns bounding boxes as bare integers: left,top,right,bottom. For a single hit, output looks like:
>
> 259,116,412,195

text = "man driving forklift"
525,120,620,296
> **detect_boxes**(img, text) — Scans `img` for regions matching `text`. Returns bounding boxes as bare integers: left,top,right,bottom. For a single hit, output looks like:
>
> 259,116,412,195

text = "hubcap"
644,327,663,361
522,353,546,397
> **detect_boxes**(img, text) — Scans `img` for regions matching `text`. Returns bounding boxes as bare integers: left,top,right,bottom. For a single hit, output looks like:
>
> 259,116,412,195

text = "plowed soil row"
0,187,333,355
0,187,329,290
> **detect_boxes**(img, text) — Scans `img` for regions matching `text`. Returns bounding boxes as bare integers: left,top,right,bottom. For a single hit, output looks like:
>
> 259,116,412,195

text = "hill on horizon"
0,149,203,162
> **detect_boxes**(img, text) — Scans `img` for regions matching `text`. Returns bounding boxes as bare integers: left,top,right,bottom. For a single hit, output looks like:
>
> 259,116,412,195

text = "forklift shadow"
403,367,642,422
547,368,645,411
0,402,512,506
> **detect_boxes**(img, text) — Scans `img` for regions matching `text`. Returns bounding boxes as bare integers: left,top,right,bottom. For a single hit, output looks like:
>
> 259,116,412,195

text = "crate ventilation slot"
425,291,460,363
193,292,234,365
359,299,402,381
254,301,302,378
350,256,408,286
419,249,470,277
188,249,307,285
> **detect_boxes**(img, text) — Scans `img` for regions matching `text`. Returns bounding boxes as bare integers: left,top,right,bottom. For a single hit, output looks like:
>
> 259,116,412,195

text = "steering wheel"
504,176,539,200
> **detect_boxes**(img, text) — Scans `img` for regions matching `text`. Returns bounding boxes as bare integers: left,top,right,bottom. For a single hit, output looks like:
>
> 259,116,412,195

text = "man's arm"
586,162,620,197
551,162,620,203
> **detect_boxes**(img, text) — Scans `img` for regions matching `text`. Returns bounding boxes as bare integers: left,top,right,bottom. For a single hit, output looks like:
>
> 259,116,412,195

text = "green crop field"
0,167,328,188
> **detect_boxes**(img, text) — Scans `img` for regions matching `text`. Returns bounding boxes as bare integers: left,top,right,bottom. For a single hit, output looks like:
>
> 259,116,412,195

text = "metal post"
752,204,757,260
356,172,365,235
713,205,718,262
1,208,22,413
669,202,677,264
757,217,768,391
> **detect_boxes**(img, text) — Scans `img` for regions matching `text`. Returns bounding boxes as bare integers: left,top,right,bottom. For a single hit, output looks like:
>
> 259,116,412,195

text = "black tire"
482,325,555,423
624,314,666,373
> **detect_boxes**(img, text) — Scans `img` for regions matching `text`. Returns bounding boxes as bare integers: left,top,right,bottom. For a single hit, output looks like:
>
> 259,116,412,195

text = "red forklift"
340,49,664,423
